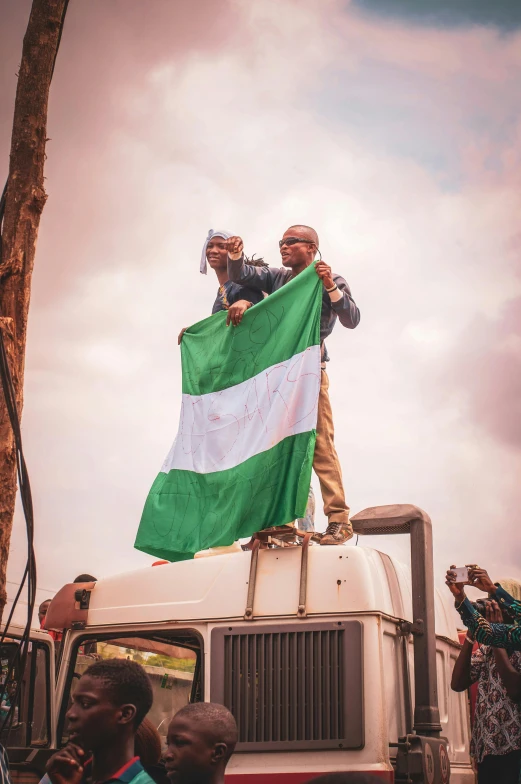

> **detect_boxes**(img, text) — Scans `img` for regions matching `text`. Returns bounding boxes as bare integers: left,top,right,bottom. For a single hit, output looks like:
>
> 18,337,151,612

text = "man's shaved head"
165,703,238,783
173,703,238,755
280,225,320,271
286,225,319,248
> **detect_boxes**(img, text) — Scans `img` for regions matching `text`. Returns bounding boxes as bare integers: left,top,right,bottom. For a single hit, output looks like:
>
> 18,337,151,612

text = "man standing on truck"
45,659,155,784
226,226,360,544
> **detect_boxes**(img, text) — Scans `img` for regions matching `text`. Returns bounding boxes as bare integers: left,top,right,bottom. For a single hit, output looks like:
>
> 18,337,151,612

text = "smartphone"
451,566,470,584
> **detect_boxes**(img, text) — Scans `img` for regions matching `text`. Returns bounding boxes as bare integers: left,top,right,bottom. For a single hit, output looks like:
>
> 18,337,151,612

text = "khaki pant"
312,366,350,524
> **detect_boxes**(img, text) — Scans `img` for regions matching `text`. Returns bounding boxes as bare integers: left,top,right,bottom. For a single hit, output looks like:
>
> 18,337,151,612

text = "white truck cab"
44,504,474,783
0,624,56,782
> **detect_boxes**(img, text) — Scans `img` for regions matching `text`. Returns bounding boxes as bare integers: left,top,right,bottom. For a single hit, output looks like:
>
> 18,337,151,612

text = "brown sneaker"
319,521,353,545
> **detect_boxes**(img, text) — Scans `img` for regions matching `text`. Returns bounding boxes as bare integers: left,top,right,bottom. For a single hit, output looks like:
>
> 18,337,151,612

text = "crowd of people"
0,656,388,784
447,565,521,783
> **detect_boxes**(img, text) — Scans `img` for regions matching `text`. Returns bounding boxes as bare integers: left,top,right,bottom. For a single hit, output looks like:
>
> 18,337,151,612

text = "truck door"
1,629,56,783
55,628,202,749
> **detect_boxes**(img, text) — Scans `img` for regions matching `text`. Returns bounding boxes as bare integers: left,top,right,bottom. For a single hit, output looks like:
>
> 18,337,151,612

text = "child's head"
66,658,153,753
165,703,238,784
38,599,51,625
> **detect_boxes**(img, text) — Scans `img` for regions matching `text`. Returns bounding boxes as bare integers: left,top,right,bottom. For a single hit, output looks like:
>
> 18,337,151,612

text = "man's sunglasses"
279,237,315,248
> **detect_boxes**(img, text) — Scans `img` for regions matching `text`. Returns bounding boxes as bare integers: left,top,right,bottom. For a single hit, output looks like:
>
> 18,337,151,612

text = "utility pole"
0,0,68,623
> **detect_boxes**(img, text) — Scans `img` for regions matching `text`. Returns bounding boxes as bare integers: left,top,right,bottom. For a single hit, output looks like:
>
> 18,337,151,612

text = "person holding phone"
226,226,360,545
448,573,521,783
446,565,521,650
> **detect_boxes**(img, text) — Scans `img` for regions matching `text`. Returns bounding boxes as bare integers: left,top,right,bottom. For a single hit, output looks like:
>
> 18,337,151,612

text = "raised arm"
226,236,277,293
446,566,521,651
468,567,521,621
456,597,521,649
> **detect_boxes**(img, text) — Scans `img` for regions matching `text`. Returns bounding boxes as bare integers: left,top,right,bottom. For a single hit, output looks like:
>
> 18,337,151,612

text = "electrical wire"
0,0,70,735
0,329,35,733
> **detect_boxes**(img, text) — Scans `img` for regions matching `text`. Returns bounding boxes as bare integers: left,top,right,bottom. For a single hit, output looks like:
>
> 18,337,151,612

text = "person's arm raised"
446,565,483,641
457,600,521,650
468,566,521,621
226,237,274,293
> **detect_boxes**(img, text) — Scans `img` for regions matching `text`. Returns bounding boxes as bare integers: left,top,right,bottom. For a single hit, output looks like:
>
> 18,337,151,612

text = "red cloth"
40,617,63,643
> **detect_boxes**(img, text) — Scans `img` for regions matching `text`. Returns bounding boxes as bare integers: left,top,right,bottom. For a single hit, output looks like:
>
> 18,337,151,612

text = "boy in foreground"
164,703,238,784
46,659,154,784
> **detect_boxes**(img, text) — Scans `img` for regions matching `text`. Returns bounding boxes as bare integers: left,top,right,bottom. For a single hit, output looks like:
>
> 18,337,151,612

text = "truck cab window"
0,640,50,747
60,632,201,747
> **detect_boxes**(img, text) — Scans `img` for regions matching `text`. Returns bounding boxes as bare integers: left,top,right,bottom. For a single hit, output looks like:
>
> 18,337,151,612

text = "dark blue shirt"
211,280,264,314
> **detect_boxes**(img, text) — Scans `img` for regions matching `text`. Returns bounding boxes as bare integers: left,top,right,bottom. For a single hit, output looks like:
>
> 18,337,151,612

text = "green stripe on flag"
181,262,322,396
134,431,316,561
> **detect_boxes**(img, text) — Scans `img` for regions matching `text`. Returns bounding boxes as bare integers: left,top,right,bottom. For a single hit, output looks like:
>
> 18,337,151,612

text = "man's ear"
211,742,228,764
119,704,137,726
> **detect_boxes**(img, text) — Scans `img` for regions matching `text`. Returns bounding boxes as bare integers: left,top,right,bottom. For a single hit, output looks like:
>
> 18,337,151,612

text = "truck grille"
211,621,363,751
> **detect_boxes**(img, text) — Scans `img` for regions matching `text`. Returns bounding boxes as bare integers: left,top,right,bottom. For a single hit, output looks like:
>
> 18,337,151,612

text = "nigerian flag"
135,263,322,562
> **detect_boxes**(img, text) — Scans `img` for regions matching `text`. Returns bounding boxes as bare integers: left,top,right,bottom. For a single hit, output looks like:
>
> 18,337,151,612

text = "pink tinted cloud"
0,0,520,592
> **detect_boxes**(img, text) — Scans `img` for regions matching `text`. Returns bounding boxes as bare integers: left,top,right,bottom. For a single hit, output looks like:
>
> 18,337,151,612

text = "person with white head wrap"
200,229,232,275
177,230,264,345
202,229,264,320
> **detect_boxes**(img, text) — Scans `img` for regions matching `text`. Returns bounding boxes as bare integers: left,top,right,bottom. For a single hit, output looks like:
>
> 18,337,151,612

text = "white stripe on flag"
161,345,321,475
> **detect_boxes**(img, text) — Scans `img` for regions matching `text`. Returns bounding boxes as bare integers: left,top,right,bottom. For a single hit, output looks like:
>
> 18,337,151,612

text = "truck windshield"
60,632,201,746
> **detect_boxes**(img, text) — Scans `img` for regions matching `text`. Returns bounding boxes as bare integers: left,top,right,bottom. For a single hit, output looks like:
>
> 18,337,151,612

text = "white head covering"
200,229,233,275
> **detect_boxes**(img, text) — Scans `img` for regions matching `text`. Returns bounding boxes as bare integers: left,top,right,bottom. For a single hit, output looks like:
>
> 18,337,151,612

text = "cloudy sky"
1,0,520,608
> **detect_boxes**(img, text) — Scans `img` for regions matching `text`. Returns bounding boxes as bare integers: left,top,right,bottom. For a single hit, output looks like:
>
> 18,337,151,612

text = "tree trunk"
0,0,67,624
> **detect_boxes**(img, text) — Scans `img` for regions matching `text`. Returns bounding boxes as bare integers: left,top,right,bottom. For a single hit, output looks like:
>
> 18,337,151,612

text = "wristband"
325,284,338,293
